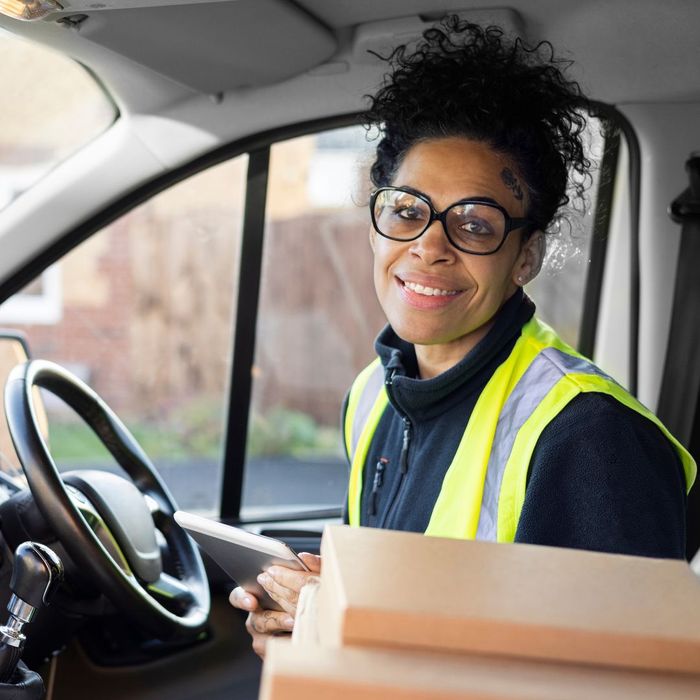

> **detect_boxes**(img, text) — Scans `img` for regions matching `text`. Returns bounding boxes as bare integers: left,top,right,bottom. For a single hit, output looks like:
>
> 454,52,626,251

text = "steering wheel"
3,359,210,640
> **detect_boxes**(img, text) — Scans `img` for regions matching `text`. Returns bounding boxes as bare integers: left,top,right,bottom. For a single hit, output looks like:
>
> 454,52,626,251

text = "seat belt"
658,152,700,560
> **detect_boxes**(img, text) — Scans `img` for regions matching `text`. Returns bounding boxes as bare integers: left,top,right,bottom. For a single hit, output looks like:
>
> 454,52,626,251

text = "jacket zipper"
399,417,411,474
369,457,388,517
384,353,412,472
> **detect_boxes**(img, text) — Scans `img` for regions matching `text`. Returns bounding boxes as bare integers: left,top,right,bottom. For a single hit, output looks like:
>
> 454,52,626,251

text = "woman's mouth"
396,276,465,308
403,280,460,297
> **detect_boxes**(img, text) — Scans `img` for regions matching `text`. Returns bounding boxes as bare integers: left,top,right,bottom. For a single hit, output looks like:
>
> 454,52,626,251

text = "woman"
230,18,696,657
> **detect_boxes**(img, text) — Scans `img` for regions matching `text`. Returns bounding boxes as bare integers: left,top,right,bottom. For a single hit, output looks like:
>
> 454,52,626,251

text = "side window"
242,126,385,517
525,112,607,348
0,156,247,515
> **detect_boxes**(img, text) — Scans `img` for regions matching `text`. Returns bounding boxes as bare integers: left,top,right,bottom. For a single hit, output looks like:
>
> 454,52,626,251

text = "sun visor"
51,0,337,94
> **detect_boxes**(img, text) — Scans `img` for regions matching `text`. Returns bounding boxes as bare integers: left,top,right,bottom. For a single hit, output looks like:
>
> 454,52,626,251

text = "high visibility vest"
344,317,696,542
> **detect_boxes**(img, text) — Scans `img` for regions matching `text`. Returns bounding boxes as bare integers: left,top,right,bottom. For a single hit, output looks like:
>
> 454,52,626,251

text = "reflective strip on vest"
344,359,388,526
349,361,385,459
475,347,612,540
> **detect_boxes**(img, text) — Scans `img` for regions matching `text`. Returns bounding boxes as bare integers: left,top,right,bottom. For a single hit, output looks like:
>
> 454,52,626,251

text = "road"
58,454,349,515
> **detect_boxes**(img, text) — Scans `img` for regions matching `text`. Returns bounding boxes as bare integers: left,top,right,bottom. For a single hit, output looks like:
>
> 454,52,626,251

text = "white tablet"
173,510,309,612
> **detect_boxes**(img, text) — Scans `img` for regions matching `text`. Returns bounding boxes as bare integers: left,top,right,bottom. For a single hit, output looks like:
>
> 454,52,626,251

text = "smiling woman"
343,19,694,544
233,16,696,659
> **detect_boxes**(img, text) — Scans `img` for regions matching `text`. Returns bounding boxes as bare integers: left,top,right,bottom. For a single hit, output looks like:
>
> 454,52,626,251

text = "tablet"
174,510,309,612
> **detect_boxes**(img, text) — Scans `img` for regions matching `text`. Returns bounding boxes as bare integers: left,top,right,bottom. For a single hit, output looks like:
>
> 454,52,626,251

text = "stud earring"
517,275,524,284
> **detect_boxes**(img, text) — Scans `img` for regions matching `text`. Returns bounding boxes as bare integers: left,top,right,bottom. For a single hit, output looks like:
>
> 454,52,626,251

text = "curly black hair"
363,17,591,235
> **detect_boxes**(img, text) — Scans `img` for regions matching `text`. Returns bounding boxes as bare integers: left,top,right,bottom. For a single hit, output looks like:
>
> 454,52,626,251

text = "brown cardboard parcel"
315,525,700,673
261,638,700,700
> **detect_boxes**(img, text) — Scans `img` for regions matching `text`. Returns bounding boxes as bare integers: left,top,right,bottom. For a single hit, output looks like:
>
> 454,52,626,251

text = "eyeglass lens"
373,189,506,254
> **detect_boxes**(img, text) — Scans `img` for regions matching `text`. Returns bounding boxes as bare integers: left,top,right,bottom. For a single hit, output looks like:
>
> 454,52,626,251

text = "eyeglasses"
369,186,532,255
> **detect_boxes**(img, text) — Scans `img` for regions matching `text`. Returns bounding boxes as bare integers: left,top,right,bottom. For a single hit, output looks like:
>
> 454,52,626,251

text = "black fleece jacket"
343,290,687,559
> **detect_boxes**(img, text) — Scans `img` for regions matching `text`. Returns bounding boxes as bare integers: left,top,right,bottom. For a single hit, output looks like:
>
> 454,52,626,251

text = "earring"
517,275,524,284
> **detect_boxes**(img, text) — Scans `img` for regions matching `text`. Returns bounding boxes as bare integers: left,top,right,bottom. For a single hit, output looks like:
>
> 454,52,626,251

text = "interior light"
0,0,62,21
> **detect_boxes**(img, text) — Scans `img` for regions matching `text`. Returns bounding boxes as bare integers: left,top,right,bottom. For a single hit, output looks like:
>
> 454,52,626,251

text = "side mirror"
0,331,48,486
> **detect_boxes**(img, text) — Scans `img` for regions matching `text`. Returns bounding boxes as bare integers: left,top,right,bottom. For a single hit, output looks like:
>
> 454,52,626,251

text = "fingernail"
283,616,294,630
257,573,269,585
241,595,253,607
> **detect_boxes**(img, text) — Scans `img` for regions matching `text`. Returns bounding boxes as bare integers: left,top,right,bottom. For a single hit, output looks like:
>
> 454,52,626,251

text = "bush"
247,406,339,457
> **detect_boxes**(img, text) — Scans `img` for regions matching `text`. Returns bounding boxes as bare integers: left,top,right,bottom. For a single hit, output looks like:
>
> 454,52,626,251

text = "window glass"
0,156,247,514
525,114,606,347
0,30,116,210
242,126,384,517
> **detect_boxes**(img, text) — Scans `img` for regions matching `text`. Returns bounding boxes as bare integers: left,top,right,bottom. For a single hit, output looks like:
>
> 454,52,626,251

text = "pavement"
59,454,349,515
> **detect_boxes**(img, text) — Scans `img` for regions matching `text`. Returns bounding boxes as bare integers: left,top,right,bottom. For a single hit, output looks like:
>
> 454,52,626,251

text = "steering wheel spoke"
146,572,197,614
143,492,175,532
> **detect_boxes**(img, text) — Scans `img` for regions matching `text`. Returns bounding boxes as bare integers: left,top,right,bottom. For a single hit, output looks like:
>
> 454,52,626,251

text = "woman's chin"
389,315,494,353
390,322,460,347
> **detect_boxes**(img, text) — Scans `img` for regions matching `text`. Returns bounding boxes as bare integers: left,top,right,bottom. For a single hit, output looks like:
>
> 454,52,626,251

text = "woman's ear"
513,230,545,286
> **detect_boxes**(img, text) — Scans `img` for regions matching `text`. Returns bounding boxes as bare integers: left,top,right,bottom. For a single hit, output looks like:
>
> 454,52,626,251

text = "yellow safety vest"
344,317,696,542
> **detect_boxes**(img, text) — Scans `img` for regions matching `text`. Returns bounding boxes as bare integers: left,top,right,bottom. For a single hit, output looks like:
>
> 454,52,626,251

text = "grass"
46,405,342,465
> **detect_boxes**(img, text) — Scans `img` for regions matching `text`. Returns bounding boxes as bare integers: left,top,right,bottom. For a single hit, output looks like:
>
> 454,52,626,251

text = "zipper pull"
384,350,403,386
369,457,388,516
399,419,411,474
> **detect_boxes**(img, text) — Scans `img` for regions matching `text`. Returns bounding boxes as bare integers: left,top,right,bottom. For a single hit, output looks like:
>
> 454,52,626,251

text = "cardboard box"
316,525,700,673
261,638,700,700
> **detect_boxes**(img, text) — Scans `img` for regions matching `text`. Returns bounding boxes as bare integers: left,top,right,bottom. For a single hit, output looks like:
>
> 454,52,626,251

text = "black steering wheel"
3,359,210,640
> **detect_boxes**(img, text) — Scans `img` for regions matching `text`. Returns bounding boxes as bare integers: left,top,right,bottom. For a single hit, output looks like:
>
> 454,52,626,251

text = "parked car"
0,1,698,698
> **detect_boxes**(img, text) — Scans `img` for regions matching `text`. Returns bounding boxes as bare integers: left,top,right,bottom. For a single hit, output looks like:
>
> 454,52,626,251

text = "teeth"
404,281,459,297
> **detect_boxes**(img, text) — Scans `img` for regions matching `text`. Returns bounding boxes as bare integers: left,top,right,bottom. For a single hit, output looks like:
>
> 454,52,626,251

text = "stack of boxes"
261,525,700,699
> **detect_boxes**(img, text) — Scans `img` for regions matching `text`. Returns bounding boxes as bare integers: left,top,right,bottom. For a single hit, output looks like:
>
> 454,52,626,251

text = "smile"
403,281,461,297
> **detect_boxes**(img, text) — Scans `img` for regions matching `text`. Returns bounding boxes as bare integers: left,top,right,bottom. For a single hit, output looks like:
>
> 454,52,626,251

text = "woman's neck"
414,321,494,379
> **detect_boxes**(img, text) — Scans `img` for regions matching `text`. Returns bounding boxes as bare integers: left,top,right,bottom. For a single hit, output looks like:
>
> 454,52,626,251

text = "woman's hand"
229,552,321,658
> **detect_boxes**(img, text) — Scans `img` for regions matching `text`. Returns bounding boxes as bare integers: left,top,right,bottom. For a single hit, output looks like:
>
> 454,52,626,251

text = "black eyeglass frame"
369,186,533,255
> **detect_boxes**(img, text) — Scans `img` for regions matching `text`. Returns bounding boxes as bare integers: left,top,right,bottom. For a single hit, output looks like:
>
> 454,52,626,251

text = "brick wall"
9,205,384,427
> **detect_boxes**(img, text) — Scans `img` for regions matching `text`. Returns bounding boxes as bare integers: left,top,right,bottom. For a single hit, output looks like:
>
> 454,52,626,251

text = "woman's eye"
461,219,492,235
394,206,424,220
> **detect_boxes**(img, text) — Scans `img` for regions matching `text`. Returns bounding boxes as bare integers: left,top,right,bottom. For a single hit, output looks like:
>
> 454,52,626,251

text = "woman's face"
370,137,539,356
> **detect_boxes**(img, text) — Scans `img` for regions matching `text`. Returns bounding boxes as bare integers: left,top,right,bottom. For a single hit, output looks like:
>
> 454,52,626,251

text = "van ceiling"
1,0,699,103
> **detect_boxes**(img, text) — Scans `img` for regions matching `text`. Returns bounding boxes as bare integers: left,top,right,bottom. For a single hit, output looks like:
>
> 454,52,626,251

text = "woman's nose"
408,219,455,264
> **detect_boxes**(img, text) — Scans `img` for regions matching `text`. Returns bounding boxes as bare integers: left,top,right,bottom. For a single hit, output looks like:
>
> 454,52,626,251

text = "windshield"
0,29,117,211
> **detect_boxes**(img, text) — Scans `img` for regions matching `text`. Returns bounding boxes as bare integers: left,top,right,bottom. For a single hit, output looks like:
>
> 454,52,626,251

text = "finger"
264,566,317,592
257,572,299,615
247,609,295,635
251,634,266,659
229,586,259,611
298,552,322,573
260,568,321,615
